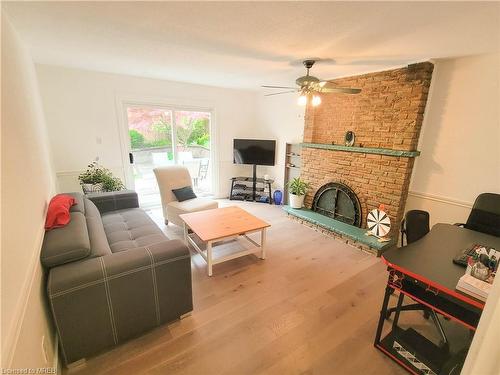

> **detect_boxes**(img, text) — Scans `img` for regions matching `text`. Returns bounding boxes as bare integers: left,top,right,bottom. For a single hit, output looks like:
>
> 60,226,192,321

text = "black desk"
374,224,500,374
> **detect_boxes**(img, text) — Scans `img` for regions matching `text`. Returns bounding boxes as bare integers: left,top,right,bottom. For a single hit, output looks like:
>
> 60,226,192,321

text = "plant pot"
81,183,104,194
289,193,305,209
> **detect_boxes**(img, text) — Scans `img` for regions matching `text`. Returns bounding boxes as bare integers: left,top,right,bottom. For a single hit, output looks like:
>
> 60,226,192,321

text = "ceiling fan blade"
319,87,362,94
317,82,361,94
261,85,297,89
264,90,297,97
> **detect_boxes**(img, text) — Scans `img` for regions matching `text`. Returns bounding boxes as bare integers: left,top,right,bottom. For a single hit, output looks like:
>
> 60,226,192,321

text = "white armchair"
153,165,218,226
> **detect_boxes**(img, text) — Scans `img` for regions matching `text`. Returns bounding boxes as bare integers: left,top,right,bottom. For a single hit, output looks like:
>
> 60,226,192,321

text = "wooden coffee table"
179,206,270,276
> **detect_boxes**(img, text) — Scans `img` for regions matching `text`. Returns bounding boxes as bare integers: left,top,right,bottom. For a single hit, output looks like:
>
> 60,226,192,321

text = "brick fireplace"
293,62,434,253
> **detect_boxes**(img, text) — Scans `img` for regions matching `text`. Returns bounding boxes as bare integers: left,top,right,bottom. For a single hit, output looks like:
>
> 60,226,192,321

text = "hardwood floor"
67,201,410,375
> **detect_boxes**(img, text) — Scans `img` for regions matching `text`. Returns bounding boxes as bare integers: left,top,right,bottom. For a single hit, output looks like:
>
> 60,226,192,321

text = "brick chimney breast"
301,62,433,236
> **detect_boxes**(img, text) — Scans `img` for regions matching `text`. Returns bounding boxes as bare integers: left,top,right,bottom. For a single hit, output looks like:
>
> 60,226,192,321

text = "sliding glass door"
125,105,212,208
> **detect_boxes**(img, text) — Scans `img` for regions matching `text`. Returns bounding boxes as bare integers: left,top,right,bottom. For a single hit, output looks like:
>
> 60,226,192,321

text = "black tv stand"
230,165,273,204
252,164,257,201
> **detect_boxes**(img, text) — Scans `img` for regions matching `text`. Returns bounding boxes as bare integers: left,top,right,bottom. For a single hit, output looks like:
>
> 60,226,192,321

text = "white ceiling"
3,1,499,90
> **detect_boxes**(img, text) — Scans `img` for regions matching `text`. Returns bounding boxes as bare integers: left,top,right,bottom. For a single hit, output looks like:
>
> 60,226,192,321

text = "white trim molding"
408,191,473,209
55,167,125,193
405,191,474,226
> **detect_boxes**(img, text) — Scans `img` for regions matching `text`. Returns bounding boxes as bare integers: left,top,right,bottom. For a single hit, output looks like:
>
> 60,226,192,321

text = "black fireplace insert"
312,182,362,227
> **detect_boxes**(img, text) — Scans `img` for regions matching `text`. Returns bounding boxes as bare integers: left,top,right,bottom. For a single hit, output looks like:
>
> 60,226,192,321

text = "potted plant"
78,162,125,194
287,177,311,209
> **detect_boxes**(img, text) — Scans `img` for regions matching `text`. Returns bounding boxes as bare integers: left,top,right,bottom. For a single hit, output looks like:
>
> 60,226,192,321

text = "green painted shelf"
283,205,396,254
301,143,420,158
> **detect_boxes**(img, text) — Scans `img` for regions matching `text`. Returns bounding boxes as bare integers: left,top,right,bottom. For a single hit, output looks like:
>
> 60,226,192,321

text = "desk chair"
456,193,500,237
400,210,430,246
387,210,449,348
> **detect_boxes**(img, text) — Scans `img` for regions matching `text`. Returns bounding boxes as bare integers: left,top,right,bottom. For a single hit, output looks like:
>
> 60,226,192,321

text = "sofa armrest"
86,190,139,213
48,239,192,364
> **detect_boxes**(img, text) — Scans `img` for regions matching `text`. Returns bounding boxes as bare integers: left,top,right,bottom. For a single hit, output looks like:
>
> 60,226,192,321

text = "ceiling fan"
262,59,361,106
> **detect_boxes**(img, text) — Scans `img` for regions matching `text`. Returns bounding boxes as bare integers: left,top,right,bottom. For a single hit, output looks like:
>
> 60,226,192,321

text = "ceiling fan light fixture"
297,94,308,106
264,59,361,102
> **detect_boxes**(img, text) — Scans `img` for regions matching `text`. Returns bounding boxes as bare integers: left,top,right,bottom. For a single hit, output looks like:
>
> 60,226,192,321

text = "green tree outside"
129,129,145,149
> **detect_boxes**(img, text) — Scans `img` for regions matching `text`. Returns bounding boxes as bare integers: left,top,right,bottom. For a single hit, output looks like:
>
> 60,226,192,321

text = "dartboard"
367,208,391,237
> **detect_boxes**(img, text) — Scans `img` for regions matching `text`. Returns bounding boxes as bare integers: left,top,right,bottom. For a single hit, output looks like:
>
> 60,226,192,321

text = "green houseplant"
78,162,125,193
287,177,311,208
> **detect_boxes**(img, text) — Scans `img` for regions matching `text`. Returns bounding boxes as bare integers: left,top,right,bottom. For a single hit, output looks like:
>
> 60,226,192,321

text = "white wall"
406,54,500,374
255,94,304,190
1,14,57,369
406,53,500,225
35,65,260,198
462,271,500,375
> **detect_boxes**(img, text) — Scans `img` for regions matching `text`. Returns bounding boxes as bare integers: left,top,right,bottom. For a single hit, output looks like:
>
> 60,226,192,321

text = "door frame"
115,94,218,196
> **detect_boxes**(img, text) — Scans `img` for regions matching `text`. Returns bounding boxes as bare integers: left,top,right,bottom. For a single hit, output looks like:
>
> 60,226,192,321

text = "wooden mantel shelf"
301,143,420,158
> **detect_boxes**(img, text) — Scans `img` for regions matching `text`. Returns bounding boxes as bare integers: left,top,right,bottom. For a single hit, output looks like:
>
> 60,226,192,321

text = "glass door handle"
129,152,134,164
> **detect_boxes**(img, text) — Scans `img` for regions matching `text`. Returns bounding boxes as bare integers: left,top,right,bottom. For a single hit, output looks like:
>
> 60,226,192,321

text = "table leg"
207,240,213,276
374,279,393,346
260,228,266,259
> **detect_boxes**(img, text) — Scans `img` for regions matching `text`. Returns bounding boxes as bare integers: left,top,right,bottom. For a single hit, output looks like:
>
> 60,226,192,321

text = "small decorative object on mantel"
345,131,355,147
366,204,391,242
78,161,125,194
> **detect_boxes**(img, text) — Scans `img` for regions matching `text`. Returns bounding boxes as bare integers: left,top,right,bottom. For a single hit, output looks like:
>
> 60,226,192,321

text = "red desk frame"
374,257,484,375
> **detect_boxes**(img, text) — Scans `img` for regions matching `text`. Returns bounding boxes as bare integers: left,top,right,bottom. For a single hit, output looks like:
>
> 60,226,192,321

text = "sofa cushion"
84,198,112,258
101,208,168,253
41,212,91,268
168,197,218,213
86,190,139,214
67,192,86,214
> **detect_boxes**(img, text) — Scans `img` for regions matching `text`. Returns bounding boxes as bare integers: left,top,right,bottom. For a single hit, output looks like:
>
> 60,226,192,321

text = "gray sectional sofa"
40,190,192,365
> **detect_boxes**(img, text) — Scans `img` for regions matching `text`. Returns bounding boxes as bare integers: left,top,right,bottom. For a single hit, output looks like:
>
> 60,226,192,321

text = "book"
456,273,492,302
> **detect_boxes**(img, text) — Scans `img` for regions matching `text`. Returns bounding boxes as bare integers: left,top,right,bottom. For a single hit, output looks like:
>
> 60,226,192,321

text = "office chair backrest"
402,210,430,245
465,193,500,237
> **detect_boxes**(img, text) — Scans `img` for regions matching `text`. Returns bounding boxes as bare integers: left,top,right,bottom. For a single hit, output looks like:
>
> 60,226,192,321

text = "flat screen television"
233,139,276,166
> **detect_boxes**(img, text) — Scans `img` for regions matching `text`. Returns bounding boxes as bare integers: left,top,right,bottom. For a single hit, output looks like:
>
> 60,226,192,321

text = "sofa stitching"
145,247,161,325
49,254,190,298
49,279,105,298
99,257,119,344
47,273,70,364
42,247,90,260
110,238,172,253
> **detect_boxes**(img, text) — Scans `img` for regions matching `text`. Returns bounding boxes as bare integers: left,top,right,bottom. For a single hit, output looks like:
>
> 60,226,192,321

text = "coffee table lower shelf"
183,224,267,276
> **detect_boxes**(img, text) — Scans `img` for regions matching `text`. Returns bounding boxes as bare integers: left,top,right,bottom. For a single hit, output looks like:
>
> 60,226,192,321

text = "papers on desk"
456,273,492,302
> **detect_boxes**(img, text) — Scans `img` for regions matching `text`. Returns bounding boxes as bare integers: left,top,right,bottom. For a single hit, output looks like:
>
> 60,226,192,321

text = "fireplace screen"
312,183,362,227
